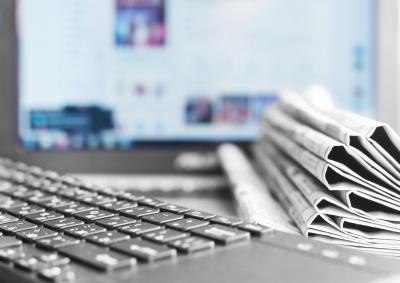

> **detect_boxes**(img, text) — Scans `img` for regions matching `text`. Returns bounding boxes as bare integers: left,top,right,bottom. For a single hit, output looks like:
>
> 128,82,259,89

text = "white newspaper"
323,107,400,173
278,91,400,181
217,144,297,234
258,141,400,240
339,190,400,223
255,92,400,256
254,145,363,240
263,105,400,195
262,124,400,223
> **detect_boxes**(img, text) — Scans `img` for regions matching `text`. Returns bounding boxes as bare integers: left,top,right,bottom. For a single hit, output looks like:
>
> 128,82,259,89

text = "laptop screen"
17,0,375,151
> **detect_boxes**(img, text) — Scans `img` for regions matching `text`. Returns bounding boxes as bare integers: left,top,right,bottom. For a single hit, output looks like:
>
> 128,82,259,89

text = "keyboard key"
14,256,44,271
55,203,93,215
19,191,50,202
96,187,120,197
0,220,37,234
64,224,106,238
10,186,34,198
24,211,64,224
116,191,145,202
74,209,114,221
184,210,215,220
16,227,58,242
86,231,130,246
191,224,250,245
59,188,95,199
98,200,137,212
6,205,46,216
95,216,136,229
36,235,81,250
41,183,68,194
161,204,190,213
118,222,161,236
35,251,70,267
210,216,243,226
38,197,74,209
38,266,76,282
78,194,117,205
0,182,14,194
0,199,27,209
0,195,11,202
237,223,273,236
44,218,84,231
119,206,159,219
142,212,183,225
166,218,209,231
111,238,176,262
138,197,167,207
0,214,19,225
27,166,44,176
59,242,136,271
0,236,22,248
0,192,15,201
15,190,44,201
168,236,215,253
14,250,69,271
26,178,50,190
25,192,54,203
0,247,26,262
143,228,189,244
58,175,80,186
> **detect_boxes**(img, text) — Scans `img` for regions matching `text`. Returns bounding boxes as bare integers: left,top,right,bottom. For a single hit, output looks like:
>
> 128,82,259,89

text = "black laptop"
1,1,396,283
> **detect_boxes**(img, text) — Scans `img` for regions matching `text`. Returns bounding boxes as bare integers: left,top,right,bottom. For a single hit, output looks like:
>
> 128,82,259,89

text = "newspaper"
256,143,400,253
259,141,400,230
279,91,400,181
261,123,400,208
264,105,400,194
323,107,400,173
217,144,297,234
255,92,400,256
254,145,347,238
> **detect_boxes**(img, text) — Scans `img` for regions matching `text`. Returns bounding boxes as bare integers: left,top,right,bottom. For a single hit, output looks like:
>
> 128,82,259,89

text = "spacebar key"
58,243,136,271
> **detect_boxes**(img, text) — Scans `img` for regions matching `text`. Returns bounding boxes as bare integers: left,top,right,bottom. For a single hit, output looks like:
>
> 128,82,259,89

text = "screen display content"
17,0,375,150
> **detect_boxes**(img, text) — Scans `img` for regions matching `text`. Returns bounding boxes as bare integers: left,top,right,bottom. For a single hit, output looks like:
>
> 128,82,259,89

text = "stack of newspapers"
254,91,400,257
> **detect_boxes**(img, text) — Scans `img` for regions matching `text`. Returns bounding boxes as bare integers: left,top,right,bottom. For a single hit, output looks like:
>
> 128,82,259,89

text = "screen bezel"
0,0,383,174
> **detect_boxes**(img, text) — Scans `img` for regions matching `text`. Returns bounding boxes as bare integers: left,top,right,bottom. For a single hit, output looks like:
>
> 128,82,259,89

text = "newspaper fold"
323,108,400,173
279,91,400,181
261,123,400,213
255,92,400,256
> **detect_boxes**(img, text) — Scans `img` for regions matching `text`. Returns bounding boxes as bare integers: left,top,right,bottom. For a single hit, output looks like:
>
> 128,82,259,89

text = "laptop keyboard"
0,158,271,282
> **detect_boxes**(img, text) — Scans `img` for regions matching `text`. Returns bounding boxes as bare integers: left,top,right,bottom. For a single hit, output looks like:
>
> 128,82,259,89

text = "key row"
0,210,255,246
0,177,247,227
0,193,257,233
0,177,232,226
0,236,75,282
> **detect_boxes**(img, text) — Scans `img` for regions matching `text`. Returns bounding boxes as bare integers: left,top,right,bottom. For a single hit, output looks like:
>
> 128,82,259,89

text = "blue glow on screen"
17,0,374,150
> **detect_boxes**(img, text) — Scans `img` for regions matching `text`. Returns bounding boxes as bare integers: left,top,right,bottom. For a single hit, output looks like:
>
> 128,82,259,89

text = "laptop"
1,1,400,283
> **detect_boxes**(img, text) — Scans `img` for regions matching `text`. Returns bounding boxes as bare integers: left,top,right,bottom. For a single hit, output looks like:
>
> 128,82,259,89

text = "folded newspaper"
255,90,400,257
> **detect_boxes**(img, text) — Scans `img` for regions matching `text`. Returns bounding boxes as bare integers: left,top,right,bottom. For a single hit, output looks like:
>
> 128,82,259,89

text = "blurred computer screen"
17,0,374,150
